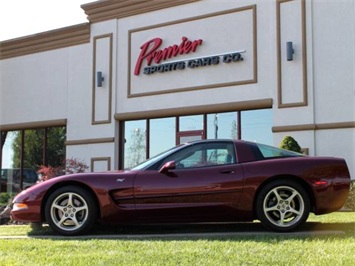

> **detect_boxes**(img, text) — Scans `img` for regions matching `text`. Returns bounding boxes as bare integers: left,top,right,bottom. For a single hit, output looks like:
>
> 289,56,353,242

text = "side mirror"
159,161,176,174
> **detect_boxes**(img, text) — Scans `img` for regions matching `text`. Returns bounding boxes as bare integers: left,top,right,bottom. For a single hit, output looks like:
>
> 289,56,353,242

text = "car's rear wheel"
256,180,310,232
45,186,97,236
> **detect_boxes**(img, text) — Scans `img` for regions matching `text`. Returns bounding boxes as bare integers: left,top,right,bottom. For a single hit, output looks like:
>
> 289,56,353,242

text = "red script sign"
134,36,203,75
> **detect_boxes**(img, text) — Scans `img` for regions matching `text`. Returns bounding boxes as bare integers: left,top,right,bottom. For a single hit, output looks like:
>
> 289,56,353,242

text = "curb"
0,230,345,240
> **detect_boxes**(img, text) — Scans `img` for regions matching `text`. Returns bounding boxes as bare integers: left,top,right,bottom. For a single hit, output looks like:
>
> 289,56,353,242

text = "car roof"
184,139,249,145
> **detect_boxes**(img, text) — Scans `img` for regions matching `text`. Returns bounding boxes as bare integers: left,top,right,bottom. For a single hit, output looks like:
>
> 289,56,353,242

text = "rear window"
256,143,303,159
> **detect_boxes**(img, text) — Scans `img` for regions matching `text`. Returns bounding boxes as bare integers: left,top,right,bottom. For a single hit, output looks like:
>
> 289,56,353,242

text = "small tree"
65,158,89,174
37,158,88,181
279,136,302,153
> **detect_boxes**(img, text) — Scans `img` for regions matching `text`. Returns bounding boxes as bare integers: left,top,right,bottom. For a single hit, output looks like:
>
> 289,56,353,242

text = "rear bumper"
313,178,350,214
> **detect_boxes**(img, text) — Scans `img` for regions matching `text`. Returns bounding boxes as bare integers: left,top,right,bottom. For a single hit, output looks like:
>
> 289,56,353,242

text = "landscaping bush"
0,192,15,207
0,193,15,225
279,136,302,153
37,158,88,181
343,181,355,211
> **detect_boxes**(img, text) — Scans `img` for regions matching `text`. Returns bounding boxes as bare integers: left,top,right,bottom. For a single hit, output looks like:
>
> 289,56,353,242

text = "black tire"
45,186,97,236
256,180,310,232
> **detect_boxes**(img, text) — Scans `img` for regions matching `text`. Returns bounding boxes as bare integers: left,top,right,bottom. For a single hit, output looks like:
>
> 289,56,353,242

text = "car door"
133,141,244,223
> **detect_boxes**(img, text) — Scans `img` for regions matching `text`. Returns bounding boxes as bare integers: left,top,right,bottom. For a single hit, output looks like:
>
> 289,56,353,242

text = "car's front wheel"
256,180,310,232
45,186,97,236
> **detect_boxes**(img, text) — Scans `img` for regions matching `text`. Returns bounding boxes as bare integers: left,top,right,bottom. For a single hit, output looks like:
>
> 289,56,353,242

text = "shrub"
65,158,89,174
343,181,355,211
279,136,302,153
37,158,88,181
0,192,16,207
37,165,64,181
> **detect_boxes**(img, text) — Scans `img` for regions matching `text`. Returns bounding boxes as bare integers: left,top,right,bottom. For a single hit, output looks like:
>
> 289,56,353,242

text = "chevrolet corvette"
11,139,351,235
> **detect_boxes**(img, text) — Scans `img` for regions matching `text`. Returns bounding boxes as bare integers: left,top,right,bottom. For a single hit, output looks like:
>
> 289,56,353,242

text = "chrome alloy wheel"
262,185,305,228
49,192,89,232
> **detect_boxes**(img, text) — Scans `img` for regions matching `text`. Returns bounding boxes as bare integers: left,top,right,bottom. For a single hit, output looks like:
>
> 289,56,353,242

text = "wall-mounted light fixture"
286,41,294,61
97,71,104,87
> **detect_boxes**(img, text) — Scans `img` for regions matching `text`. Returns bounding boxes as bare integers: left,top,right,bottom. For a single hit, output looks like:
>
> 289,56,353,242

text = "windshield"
130,144,186,170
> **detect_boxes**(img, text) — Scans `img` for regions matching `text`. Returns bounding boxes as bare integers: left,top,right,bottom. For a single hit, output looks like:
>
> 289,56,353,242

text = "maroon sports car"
11,139,351,235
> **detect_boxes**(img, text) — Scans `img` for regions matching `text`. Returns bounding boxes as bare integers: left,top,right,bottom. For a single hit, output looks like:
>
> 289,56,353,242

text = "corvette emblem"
116,178,125,183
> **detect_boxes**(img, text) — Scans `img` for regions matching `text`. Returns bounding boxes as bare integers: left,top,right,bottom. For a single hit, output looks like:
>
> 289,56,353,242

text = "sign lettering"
134,37,245,76
134,37,203,75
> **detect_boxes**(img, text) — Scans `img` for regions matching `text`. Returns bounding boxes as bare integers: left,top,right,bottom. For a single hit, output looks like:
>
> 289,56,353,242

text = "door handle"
220,170,235,174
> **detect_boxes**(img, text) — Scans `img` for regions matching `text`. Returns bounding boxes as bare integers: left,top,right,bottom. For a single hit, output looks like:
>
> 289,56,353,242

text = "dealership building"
0,0,354,187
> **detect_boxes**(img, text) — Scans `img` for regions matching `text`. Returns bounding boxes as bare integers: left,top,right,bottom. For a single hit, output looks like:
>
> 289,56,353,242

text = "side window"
162,142,235,169
179,150,203,168
162,144,203,169
205,142,235,166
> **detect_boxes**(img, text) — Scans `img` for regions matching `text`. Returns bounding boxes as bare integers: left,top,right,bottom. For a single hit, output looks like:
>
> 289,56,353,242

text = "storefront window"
124,120,147,169
149,117,175,157
1,131,16,170
22,129,44,169
207,112,239,139
46,127,66,167
1,131,18,194
179,115,203,131
241,109,273,145
120,109,272,169
1,126,66,194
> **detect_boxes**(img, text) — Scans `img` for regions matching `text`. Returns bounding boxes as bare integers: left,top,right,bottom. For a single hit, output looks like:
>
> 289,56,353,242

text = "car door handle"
220,170,235,174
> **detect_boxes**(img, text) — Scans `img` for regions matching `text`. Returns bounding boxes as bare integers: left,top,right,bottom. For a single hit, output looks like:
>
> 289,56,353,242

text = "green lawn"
1,212,354,266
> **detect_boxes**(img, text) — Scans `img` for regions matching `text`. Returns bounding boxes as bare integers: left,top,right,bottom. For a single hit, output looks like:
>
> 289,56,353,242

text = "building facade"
0,0,354,193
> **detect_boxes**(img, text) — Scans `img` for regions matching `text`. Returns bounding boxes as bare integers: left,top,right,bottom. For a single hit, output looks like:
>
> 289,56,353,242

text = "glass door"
176,130,204,145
